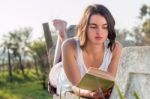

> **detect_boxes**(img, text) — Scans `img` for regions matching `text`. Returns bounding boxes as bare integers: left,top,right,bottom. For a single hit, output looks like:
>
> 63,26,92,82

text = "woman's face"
87,14,108,45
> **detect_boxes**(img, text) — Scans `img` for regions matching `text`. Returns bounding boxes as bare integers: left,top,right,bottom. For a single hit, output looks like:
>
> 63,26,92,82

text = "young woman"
49,4,122,99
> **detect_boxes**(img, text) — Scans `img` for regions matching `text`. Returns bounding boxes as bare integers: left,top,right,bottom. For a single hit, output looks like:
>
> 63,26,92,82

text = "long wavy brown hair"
76,4,116,51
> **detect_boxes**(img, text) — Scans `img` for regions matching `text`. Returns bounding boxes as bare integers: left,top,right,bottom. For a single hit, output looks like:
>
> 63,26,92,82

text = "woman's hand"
88,90,104,99
89,88,112,99
53,19,67,41
72,86,112,99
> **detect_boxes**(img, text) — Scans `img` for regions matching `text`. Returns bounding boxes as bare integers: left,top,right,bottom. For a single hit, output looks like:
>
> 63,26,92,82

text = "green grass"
0,69,52,99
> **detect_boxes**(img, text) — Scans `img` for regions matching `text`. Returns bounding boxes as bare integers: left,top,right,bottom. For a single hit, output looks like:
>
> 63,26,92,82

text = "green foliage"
140,4,148,19
0,27,33,79
1,27,32,56
139,4,150,45
142,19,150,38
0,69,52,99
133,91,140,99
29,39,47,58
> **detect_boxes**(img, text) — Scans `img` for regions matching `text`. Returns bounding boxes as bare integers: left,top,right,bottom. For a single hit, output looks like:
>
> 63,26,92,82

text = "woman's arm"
62,39,81,85
107,41,122,77
61,39,90,97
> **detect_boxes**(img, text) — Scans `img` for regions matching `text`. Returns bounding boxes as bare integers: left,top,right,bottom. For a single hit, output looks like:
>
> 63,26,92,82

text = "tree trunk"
2,58,5,73
18,54,25,76
8,50,13,81
33,56,39,76
39,57,47,90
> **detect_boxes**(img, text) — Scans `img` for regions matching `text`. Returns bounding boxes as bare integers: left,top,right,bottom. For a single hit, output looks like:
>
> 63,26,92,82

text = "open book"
77,67,115,92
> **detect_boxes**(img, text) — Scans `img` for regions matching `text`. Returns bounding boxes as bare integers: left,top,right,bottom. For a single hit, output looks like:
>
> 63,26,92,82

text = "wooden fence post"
42,23,53,68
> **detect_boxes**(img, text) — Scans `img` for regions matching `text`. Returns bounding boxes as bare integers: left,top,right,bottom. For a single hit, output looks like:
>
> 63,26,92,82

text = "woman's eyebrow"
89,23,107,26
89,23,97,26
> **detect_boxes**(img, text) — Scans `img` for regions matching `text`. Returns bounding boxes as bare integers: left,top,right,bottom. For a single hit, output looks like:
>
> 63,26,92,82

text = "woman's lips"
95,36,103,40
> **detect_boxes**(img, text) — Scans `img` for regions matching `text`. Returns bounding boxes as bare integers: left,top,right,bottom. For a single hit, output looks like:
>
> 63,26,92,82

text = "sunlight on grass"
0,90,22,99
0,69,52,99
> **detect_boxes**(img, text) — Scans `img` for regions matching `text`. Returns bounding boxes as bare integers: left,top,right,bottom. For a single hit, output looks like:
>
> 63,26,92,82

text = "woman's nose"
95,28,101,34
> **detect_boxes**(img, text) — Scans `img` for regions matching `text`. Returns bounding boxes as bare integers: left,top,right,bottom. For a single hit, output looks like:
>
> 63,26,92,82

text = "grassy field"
0,70,52,99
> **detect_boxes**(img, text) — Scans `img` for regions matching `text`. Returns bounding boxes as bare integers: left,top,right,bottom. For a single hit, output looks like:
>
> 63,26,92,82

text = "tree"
0,41,13,81
139,4,148,19
133,26,145,46
10,27,32,76
0,27,32,77
116,29,135,47
142,19,150,45
29,39,49,90
139,4,150,45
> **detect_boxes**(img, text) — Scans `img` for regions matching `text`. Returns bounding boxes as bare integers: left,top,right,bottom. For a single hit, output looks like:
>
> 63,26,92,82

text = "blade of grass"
133,91,140,99
114,82,125,99
59,87,62,99
78,88,80,99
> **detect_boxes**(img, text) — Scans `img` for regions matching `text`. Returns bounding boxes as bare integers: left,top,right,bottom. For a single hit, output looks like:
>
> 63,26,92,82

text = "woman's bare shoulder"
115,41,122,49
112,41,122,54
62,38,77,52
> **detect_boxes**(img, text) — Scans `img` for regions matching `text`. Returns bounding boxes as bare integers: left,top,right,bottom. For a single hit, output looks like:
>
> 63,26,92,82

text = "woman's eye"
89,26,97,29
103,26,108,29
91,27,96,29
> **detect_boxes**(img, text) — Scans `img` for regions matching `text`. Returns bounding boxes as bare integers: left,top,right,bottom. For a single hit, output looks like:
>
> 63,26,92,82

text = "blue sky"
0,0,150,42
